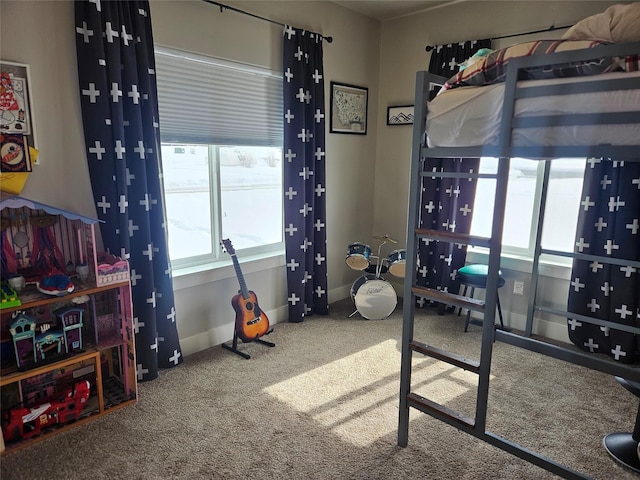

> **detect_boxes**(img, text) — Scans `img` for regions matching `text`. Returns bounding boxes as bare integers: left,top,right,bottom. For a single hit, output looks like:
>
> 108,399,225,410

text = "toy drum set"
345,235,406,320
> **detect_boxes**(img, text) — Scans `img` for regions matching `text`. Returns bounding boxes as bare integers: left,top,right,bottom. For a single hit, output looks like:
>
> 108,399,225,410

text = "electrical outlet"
513,281,525,296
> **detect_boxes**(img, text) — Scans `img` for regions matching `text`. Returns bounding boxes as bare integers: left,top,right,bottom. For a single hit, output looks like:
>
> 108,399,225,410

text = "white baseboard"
329,284,351,304
182,284,357,357
180,304,289,357
181,283,571,357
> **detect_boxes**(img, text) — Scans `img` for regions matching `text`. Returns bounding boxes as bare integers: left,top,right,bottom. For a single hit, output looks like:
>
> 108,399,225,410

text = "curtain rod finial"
425,45,434,52
325,36,333,43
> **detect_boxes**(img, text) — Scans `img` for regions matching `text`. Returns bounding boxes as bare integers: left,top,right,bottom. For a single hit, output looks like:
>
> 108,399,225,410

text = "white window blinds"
154,47,283,146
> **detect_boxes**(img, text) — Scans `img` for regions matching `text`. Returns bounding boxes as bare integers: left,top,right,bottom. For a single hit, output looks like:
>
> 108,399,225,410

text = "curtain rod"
202,0,333,43
425,24,573,52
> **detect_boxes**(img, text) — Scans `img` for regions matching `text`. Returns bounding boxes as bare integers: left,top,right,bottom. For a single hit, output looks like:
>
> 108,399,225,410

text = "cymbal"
373,235,398,244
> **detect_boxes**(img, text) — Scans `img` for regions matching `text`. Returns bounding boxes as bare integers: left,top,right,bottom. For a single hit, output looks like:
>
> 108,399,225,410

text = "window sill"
466,249,572,280
172,249,286,291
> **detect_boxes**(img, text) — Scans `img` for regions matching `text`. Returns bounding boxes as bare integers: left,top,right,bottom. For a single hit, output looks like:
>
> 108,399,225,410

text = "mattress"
426,70,640,148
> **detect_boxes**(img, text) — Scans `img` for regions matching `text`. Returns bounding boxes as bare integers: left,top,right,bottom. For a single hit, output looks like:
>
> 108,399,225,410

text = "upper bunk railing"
420,41,640,161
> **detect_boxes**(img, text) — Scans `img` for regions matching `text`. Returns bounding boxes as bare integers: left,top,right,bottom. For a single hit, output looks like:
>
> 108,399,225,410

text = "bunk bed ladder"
398,71,598,480
398,70,510,441
400,42,640,478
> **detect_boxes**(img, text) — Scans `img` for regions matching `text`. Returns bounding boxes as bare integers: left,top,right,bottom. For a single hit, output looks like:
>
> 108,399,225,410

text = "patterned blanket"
444,39,639,90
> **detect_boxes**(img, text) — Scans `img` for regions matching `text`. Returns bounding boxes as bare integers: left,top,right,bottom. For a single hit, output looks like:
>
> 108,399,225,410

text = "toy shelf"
0,197,136,454
0,279,136,454
0,281,129,316
0,348,100,386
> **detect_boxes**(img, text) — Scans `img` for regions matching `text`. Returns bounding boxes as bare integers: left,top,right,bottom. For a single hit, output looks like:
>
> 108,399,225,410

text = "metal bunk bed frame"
398,41,640,479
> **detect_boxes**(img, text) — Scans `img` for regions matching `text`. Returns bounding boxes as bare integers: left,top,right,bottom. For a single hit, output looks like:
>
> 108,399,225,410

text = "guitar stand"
222,328,275,359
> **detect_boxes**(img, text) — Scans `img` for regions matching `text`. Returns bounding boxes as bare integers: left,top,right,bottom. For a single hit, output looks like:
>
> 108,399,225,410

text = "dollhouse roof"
0,194,102,224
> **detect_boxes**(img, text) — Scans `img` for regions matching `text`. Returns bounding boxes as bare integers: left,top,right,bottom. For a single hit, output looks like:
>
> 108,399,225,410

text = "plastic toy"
0,280,21,309
1,380,90,443
8,311,37,368
54,307,84,353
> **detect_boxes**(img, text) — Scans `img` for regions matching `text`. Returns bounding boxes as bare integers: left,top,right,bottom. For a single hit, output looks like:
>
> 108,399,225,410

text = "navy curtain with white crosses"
567,159,640,363
283,26,329,322
416,158,479,311
416,39,489,311
427,39,491,100
75,0,182,381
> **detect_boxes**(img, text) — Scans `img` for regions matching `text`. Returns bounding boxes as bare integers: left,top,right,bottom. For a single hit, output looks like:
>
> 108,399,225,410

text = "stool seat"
457,264,505,288
456,264,506,332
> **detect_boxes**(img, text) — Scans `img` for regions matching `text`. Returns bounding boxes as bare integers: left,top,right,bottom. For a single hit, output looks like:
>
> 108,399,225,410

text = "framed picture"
330,82,368,134
387,105,414,125
1,61,36,171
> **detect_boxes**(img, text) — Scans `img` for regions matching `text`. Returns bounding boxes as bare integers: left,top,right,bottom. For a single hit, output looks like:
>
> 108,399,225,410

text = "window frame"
161,143,285,271
468,157,586,276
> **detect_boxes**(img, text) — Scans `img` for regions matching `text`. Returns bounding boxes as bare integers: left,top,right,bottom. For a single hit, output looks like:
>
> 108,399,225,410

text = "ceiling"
332,0,464,21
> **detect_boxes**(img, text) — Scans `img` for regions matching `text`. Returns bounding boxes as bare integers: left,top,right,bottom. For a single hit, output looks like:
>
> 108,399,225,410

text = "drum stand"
349,235,395,318
373,239,387,279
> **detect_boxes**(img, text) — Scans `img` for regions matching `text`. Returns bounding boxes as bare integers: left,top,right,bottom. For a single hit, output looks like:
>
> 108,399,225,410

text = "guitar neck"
230,253,250,298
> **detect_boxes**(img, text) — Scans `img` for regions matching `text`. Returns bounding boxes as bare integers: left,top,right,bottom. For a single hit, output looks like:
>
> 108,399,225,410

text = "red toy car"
2,380,90,443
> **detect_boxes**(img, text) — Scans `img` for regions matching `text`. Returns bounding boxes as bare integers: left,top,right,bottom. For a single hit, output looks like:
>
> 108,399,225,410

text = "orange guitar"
222,239,271,342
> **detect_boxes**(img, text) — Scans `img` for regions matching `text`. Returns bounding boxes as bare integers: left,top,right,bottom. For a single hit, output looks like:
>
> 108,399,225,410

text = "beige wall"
0,0,381,355
1,1,94,217
0,0,627,353
375,1,626,339
151,1,381,353
375,0,624,249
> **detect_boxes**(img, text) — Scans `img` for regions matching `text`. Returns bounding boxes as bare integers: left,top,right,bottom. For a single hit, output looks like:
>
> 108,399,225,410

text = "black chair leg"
463,287,475,332
603,378,640,473
496,292,504,328
458,285,468,316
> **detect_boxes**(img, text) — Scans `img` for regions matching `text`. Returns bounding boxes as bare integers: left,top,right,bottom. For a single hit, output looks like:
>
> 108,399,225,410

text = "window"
161,144,283,262
470,158,586,258
154,47,284,268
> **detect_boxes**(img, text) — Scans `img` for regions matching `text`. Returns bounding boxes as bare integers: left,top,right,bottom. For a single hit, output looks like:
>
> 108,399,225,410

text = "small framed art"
387,105,414,125
1,61,36,172
330,81,368,134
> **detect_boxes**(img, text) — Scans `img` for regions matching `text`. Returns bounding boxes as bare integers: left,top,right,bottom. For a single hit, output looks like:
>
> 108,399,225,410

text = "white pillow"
562,3,640,43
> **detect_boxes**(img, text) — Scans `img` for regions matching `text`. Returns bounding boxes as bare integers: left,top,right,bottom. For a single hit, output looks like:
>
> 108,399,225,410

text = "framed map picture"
330,82,368,135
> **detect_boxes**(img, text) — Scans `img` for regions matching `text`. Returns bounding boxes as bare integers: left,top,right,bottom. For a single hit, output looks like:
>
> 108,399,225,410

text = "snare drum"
387,249,407,278
345,242,371,271
351,275,397,320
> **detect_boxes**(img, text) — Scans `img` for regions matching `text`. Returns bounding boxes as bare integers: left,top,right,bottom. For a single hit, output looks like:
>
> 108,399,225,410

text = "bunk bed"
397,35,640,480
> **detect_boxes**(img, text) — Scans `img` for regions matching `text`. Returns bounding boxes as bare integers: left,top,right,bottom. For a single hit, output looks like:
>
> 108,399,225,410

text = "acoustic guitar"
222,239,271,343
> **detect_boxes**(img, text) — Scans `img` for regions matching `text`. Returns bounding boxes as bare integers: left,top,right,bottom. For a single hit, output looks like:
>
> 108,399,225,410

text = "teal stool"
457,264,505,332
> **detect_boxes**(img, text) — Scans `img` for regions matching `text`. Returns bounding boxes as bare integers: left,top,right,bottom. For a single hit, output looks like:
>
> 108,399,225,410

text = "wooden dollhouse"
0,194,137,452
0,194,129,289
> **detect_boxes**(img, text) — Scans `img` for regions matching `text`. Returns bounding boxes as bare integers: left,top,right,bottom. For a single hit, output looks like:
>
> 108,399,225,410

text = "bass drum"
351,275,397,320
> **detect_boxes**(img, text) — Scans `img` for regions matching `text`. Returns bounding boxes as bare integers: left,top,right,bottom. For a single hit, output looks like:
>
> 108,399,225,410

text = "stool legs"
462,287,504,332
457,286,468,316
496,294,505,329
463,286,475,332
